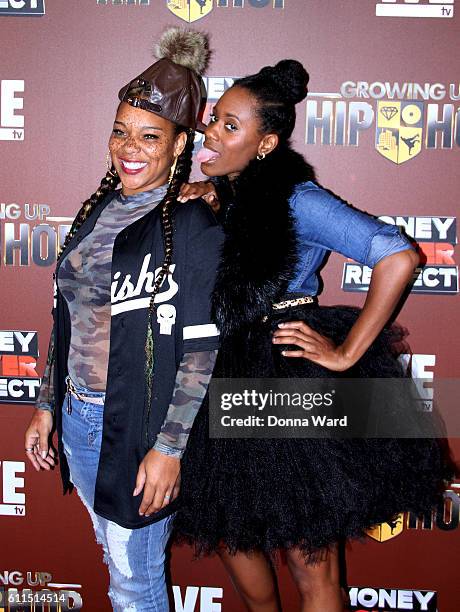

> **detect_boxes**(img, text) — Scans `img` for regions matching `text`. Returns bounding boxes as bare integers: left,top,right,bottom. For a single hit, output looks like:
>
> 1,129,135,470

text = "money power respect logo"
348,586,437,611
306,80,460,164
0,0,45,16
96,0,284,23
0,331,41,404
342,215,458,294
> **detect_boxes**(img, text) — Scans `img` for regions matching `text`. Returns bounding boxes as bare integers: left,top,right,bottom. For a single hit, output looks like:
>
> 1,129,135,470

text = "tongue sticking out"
196,147,220,164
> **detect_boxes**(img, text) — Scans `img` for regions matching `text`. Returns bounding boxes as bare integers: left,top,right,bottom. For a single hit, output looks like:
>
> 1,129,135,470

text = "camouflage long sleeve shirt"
153,349,217,458
36,186,218,457
36,331,55,412
36,332,216,458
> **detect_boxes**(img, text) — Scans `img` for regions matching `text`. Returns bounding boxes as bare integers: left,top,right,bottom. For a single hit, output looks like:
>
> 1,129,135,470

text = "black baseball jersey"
53,190,223,528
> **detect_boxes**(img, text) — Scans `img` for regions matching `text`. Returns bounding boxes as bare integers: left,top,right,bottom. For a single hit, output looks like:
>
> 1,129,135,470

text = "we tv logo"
376,0,454,18
173,586,222,611
0,461,25,517
0,80,24,141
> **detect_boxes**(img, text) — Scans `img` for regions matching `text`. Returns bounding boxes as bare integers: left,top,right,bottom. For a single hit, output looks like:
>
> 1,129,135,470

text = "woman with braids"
24,28,223,611
175,60,453,612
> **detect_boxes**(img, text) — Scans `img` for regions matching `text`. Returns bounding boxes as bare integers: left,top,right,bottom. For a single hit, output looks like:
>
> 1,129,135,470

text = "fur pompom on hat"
118,27,211,131
155,27,210,75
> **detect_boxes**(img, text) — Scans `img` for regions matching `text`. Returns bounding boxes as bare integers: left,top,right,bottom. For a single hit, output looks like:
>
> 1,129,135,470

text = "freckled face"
200,86,264,180
108,102,183,196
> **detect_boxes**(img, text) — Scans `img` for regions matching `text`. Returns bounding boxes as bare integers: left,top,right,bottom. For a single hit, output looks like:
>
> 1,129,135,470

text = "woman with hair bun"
176,59,453,611
24,28,223,611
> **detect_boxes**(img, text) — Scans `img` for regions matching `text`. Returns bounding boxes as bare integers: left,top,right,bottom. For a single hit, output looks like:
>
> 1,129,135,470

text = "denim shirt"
287,182,414,295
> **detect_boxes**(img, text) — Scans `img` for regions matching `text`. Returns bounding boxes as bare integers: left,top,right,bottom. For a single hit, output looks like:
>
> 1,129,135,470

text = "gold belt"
271,296,316,310
262,296,316,322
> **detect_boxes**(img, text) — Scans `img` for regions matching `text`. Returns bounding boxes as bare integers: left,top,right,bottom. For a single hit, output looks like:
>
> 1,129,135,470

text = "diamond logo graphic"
376,100,424,164
380,105,399,121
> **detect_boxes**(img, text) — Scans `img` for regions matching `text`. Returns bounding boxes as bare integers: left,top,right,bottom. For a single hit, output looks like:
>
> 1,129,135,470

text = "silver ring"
164,494,171,499
25,448,34,453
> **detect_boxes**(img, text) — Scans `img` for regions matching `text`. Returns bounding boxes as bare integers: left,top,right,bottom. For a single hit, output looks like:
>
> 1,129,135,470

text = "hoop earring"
169,156,178,184
257,152,266,161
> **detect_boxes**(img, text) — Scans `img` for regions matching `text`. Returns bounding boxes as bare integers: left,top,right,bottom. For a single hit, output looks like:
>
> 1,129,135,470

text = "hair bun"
267,59,309,104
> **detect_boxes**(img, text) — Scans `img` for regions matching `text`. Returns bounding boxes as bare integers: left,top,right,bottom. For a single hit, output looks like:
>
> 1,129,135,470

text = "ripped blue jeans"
61,378,173,612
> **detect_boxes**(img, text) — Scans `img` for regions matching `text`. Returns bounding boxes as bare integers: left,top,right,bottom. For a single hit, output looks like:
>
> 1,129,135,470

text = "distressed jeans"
61,379,173,612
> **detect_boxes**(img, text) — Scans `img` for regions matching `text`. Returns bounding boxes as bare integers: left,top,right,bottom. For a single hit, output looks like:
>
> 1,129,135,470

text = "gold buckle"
272,296,315,310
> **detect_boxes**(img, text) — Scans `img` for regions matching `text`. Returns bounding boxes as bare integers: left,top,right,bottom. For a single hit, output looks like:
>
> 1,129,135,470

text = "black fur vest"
211,145,315,339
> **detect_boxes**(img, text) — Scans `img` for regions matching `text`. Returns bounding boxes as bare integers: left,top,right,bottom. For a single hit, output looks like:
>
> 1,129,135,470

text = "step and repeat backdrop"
1,1,459,610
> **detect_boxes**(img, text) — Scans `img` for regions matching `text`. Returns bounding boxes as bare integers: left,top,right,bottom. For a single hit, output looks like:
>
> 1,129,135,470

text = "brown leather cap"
118,58,207,132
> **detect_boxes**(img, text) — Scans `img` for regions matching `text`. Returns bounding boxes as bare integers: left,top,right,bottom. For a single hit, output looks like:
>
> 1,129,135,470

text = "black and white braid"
144,127,195,438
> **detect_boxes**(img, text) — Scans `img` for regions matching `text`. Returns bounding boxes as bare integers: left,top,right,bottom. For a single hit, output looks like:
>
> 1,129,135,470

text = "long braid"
144,128,195,441
57,168,120,261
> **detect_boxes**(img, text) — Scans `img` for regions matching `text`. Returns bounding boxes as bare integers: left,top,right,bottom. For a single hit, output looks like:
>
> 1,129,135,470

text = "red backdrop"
1,1,459,610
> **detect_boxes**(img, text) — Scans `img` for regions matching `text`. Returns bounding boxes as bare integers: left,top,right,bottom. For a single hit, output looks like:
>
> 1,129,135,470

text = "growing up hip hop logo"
306,80,460,164
0,571,83,610
0,0,45,16
365,482,460,543
97,0,284,24
0,201,72,267
376,0,454,18
167,0,284,23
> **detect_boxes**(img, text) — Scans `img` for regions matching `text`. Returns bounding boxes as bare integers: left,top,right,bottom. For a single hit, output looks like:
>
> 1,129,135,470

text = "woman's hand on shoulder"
24,409,56,472
272,321,353,372
178,181,220,213
134,449,181,517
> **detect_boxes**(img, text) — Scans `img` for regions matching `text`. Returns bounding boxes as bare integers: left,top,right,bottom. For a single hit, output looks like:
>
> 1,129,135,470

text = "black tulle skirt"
174,303,454,560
